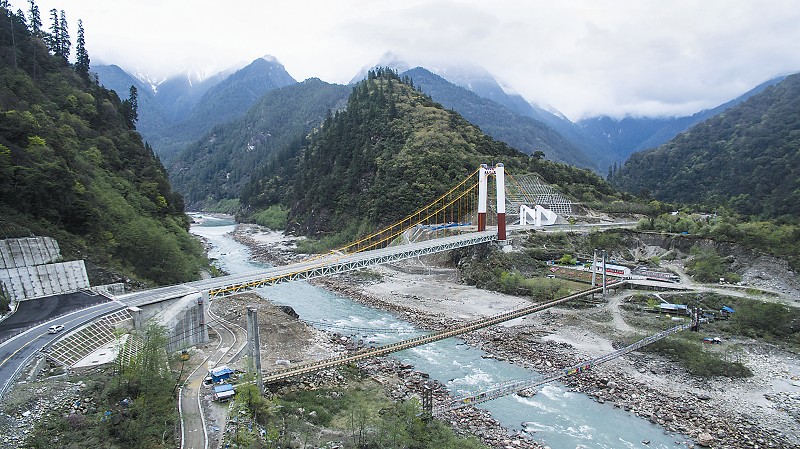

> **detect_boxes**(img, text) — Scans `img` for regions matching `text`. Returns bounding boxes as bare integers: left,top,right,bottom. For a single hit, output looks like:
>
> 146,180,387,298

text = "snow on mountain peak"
132,71,164,94
261,54,281,64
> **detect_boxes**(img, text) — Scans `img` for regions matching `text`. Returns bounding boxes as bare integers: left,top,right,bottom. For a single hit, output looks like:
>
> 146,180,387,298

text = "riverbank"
230,223,799,448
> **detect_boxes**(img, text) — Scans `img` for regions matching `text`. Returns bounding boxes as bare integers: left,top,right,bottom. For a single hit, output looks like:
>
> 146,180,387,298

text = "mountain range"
93,56,296,162
93,55,793,210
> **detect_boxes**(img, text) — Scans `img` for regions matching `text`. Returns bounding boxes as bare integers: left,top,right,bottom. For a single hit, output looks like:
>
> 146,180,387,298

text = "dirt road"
180,306,247,449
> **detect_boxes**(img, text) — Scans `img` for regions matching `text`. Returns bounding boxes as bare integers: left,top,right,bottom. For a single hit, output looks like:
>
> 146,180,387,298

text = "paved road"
0,300,126,399
0,291,109,342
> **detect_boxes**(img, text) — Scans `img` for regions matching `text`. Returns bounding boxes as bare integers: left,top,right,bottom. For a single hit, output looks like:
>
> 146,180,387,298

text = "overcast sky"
11,0,800,120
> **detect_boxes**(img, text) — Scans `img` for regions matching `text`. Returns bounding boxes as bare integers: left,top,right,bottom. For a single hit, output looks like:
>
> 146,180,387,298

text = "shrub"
686,246,738,283
557,253,577,265
731,301,800,343
250,205,289,230
643,337,752,378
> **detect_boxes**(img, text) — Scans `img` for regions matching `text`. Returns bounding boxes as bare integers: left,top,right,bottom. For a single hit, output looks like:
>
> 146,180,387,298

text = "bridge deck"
434,320,688,414
260,283,619,385
117,231,499,306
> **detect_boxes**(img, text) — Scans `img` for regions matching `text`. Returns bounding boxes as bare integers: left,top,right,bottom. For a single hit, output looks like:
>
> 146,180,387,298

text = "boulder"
697,432,714,447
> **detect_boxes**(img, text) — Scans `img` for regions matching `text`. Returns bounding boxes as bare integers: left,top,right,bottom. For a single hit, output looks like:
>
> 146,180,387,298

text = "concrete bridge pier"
198,291,209,343
136,291,209,353
129,306,143,329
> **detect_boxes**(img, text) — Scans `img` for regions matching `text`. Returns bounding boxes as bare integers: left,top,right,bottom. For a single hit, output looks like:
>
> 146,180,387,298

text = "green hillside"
613,73,800,219
169,78,350,207
401,67,595,168
0,6,206,286
241,69,621,242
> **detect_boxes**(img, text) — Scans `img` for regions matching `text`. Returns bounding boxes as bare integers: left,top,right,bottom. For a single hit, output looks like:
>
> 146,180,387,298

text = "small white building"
590,262,631,277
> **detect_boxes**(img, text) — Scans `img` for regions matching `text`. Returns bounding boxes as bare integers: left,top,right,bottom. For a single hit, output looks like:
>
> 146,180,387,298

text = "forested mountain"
353,58,593,167
241,69,619,239
91,64,169,144
578,75,787,171
169,78,350,207
94,56,297,162
178,57,297,138
0,6,206,286
613,73,800,219
400,67,595,168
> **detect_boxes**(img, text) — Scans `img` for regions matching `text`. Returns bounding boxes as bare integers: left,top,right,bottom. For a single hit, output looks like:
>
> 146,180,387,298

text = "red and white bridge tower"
477,163,507,241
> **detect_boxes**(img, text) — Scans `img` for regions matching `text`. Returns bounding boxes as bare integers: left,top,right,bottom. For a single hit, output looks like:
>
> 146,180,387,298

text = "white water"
192,215,689,449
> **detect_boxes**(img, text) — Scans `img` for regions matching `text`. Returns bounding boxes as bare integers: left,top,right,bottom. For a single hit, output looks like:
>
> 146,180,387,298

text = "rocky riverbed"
320,274,798,448
229,223,800,449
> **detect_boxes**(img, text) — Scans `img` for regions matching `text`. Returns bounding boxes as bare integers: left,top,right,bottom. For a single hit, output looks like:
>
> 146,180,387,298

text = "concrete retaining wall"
142,292,207,353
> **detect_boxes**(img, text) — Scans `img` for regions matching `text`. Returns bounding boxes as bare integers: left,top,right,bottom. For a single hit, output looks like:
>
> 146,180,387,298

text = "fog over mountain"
23,0,799,120
95,51,795,174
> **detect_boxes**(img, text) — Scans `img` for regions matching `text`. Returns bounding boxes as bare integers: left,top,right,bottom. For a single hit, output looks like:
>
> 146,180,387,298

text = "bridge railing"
205,232,498,298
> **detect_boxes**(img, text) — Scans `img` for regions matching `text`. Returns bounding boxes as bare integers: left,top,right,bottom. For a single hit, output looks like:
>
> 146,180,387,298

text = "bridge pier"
246,307,264,392
132,292,208,352
129,306,143,329
198,291,209,343
478,163,507,241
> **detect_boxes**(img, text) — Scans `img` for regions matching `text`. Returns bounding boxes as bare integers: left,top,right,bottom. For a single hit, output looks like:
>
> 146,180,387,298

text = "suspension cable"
333,169,481,254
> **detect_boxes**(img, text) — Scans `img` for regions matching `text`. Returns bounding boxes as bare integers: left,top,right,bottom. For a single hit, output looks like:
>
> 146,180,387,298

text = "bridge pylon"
478,163,506,241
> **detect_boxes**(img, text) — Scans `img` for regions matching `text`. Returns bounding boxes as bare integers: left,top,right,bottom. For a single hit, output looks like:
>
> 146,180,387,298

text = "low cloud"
17,0,800,120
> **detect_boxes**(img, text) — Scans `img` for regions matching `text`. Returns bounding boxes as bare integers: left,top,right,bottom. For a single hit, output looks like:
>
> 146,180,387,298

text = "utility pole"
601,250,607,297
691,307,702,332
246,307,263,393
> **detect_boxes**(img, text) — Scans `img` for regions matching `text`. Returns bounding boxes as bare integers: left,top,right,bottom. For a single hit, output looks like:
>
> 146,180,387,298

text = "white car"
48,324,64,334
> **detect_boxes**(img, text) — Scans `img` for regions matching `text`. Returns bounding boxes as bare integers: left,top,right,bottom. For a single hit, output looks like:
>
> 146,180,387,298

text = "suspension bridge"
432,322,692,415
118,163,565,307
261,283,617,384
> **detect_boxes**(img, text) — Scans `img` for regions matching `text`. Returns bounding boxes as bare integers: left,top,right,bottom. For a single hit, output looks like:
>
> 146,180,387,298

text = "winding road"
179,305,247,449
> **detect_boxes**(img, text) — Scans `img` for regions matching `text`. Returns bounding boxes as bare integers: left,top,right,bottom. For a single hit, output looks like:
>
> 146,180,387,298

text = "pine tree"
121,85,139,128
28,0,41,80
59,10,69,59
6,5,18,69
47,8,59,55
74,19,89,78
129,85,138,121
27,0,40,35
